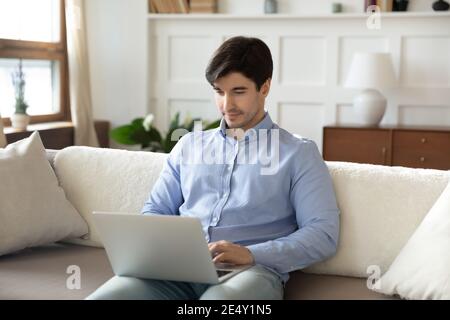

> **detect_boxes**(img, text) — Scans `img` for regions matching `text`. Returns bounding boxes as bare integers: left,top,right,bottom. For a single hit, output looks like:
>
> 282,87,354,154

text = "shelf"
148,11,450,20
3,121,73,135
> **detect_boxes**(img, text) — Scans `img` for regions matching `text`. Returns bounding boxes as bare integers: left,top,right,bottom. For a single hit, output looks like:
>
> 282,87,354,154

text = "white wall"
148,13,450,150
83,0,442,147
84,0,148,130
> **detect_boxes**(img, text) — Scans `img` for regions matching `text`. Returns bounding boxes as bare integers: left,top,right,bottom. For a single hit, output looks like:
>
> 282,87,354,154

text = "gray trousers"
86,264,284,300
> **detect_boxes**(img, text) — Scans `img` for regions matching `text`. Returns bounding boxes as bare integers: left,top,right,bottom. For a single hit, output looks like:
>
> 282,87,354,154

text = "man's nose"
222,94,234,111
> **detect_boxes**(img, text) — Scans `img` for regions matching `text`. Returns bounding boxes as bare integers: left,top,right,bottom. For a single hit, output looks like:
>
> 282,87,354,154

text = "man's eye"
234,91,245,94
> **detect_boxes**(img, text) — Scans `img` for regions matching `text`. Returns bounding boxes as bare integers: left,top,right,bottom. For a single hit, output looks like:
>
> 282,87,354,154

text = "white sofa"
0,146,448,300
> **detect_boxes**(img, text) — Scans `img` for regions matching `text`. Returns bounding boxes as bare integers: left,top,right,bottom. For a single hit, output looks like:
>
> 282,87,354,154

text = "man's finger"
208,243,220,253
209,242,232,254
209,244,223,258
213,252,227,264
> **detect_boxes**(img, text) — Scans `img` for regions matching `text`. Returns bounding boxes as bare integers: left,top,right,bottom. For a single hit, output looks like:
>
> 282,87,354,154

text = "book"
189,0,217,13
152,0,162,13
155,0,171,13
178,0,189,13
386,0,394,11
148,0,157,13
365,0,376,11
168,0,177,13
376,0,394,11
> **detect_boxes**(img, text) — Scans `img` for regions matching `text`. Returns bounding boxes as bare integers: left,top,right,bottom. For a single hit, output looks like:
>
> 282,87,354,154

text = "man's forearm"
247,216,339,274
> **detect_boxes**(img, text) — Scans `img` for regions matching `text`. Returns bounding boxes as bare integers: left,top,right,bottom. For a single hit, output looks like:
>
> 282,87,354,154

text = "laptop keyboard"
216,270,233,277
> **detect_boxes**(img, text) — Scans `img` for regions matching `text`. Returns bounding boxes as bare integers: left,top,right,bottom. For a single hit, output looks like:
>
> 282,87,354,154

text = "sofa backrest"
51,147,449,278
305,162,449,278
53,146,167,247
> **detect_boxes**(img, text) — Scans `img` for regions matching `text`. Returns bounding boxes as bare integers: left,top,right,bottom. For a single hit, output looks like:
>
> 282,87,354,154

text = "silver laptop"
92,212,252,284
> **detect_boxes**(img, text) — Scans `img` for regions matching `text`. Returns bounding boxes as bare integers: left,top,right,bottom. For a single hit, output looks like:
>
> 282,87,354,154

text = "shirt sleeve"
247,140,340,275
141,134,188,215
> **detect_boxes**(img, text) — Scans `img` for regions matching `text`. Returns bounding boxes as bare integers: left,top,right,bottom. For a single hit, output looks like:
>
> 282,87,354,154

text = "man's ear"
260,78,271,97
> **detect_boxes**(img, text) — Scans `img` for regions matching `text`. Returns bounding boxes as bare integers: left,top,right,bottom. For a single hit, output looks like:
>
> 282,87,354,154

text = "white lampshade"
345,52,397,89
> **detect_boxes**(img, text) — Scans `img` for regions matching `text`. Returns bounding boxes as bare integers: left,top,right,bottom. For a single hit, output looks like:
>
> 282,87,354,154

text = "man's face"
213,72,270,131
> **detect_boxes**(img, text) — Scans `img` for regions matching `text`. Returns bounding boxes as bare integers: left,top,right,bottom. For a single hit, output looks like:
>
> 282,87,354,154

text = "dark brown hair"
205,36,273,91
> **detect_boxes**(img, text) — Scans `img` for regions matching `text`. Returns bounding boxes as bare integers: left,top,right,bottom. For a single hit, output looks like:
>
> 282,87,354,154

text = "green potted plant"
110,112,221,153
10,59,30,130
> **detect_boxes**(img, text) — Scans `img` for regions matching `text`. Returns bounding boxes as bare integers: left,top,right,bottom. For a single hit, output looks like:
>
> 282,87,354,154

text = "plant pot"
11,113,30,131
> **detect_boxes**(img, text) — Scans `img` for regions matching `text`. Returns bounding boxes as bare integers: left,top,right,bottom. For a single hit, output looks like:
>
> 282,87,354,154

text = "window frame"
0,0,70,127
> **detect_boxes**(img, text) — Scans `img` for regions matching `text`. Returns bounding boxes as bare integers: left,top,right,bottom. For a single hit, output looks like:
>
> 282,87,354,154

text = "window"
0,0,69,125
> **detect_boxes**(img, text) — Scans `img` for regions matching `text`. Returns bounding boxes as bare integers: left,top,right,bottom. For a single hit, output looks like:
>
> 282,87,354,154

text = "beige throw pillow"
0,132,88,256
372,179,450,299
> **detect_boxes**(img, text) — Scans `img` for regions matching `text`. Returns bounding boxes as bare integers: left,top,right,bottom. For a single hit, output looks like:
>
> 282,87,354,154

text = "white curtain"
65,0,99,147
0,114,6,147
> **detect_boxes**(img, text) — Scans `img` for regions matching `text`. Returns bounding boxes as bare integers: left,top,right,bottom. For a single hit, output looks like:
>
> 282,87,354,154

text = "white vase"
11,113,30,131
353,89,387,126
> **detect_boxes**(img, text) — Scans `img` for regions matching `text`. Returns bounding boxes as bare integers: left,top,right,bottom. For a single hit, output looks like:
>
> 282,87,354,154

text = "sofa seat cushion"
284,271,398,300
0,243,397,300
0,244,113,300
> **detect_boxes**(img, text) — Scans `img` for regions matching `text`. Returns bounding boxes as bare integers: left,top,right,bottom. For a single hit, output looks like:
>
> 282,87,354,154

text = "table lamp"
345,52,397,126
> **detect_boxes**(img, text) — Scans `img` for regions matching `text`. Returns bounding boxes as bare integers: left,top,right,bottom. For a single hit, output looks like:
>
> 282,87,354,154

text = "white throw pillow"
372,179,450,299
0,132,88,256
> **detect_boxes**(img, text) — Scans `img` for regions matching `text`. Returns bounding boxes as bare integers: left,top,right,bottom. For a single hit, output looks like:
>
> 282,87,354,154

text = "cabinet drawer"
323,128,391,165
392,131,450,170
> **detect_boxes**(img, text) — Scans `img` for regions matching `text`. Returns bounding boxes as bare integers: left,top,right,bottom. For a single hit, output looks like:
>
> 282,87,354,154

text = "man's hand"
208,240,255,265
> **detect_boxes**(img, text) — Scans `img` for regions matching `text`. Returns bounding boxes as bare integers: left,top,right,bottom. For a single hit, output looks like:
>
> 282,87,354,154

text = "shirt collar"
218,111,274,140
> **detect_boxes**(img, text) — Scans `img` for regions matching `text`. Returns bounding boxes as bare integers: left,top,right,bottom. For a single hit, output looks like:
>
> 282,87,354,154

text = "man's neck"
242,110,266,132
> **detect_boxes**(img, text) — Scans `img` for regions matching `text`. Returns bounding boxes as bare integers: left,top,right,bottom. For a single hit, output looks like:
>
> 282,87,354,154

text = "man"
88,36,340,300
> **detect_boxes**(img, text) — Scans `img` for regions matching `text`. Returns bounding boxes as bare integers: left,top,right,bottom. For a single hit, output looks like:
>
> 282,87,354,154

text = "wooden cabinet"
323,125,450,170
323,127,391,165
392,130,450,170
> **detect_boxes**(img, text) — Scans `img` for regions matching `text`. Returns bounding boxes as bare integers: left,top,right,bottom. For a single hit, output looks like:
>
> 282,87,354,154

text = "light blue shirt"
142,112,340,283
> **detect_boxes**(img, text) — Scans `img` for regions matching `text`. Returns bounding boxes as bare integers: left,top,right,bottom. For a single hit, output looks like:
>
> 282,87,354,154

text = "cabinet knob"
421,138,427,143
420,156,426,162
381,147,386,154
